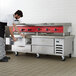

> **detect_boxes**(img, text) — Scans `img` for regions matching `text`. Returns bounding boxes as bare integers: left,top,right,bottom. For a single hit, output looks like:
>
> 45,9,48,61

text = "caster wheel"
61,58,66,61
61,56,66,61
69,54,72,58
15,52,19,56
36,53,40,58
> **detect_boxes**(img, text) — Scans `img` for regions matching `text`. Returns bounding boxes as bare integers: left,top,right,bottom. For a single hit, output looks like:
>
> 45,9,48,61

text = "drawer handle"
18,46,25,47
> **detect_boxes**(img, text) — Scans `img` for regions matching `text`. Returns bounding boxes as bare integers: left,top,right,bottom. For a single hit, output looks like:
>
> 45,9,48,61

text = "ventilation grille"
55,45,63,54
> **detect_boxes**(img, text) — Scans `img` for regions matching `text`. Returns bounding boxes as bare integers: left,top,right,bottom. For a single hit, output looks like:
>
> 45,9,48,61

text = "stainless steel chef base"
9,35,74,61
5,23,74,61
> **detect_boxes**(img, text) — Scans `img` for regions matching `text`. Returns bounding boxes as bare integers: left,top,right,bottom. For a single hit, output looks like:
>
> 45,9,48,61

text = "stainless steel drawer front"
32,38,54,46
12,45,31,52
32,45,54,54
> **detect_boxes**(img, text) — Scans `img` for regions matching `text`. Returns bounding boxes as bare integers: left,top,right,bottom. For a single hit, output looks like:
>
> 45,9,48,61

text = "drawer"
14,38,27,46
12,45,31,52
6,36,29,46
32,45,54,54
32,38,54,46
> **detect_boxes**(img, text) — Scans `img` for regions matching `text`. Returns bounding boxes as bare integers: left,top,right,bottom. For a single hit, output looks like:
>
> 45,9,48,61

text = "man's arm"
13,24,25,37
9,26,17,41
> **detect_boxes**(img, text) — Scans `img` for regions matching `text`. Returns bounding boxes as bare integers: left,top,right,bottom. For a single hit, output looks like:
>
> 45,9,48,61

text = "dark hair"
14,10,23,17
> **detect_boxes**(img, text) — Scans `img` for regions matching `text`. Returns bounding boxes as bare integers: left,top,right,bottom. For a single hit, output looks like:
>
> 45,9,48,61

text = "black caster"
15,52,19,56
69,54,72,58
36,53,40,58
61,56,66,61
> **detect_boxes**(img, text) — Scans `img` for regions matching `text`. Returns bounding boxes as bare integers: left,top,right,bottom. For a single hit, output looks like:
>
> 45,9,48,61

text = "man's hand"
13,37,18,42
20,33,25,38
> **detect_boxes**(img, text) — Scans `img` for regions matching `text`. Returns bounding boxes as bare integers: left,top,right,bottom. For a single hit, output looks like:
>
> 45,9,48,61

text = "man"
0,10,25,62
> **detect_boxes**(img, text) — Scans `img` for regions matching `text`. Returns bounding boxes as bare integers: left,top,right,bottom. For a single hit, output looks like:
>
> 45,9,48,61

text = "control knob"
54,28,57,31
38,28,40,31
46,28,49,31
21,29,25,31
28,29,32,31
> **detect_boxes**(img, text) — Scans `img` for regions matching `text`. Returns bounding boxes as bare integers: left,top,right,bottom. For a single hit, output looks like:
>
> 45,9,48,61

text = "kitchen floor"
0,52,76,76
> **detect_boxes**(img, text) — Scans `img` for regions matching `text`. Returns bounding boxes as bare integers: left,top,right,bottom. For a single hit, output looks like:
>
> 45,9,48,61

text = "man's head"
14,10,23,19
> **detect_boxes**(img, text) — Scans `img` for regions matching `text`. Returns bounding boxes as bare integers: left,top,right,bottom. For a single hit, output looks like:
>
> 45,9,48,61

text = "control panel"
13,26,63,33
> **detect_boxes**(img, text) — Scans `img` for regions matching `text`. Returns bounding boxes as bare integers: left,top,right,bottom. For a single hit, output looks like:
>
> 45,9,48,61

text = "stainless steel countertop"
31,35,75,39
